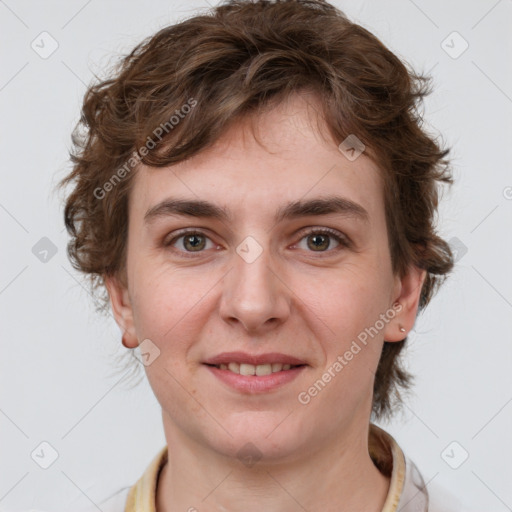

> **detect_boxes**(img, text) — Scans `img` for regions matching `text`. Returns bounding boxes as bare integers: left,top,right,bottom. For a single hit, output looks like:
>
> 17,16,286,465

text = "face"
107,93,424,462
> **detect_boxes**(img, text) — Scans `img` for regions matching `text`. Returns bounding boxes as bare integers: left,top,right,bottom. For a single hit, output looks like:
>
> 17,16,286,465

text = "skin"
106,93,426,512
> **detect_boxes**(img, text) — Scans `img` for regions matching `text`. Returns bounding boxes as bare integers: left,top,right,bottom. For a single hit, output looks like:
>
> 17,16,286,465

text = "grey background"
1,0,511,510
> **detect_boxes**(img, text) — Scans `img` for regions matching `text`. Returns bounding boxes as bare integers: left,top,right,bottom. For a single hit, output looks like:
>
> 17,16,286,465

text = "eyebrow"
144,196,369,225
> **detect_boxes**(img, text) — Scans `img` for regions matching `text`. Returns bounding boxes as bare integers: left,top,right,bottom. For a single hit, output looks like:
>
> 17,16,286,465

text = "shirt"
87,424,461,511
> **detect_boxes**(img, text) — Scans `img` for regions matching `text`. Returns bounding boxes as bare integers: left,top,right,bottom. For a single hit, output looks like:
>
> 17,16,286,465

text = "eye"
164,230,216,254
295,228,349,253
163,227,349,257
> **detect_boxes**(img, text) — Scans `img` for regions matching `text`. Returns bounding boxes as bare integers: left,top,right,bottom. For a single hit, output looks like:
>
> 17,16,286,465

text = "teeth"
228,362,239,373
240,363,255,376
256,364,272,376
217,362,298,375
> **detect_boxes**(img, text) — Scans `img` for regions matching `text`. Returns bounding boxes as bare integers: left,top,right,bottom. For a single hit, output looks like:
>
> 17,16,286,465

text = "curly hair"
59,0,454,419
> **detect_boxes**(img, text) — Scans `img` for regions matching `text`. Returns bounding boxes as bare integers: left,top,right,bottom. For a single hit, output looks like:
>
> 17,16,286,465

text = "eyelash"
163,227,350,258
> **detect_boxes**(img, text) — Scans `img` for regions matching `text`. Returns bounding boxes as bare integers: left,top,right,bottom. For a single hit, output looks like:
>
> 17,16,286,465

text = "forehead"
129,94,384,221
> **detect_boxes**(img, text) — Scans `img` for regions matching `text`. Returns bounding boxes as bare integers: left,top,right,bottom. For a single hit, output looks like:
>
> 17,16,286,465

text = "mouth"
204,362,306,375
202,352,308,393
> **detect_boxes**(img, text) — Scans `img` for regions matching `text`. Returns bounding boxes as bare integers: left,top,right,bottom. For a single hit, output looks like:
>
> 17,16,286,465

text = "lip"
203,351,307,366
204,364,307,393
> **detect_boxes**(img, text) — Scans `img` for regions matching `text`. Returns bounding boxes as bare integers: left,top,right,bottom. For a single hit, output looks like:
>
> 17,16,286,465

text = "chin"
208,413,304,463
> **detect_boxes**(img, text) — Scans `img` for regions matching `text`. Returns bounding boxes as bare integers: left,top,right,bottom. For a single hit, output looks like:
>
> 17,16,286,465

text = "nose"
218,242,291,334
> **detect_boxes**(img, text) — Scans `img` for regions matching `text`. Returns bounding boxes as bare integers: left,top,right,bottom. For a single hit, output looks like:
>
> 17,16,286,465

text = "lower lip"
204,365,306,393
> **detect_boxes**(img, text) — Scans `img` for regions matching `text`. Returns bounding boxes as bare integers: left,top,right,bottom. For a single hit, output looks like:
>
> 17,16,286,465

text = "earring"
399,325,406,333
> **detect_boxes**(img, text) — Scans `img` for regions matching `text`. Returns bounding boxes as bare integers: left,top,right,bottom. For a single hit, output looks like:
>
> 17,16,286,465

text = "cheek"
130,264,215,345
305,275,387,400
311,266,389,330
304,269,391,380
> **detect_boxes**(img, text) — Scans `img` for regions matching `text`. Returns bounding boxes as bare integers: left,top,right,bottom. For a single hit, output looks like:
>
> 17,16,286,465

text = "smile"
204,363,307,393
211,362,302,375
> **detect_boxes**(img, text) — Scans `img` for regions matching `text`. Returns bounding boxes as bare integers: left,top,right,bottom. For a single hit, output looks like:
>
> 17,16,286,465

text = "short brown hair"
59,0,454,419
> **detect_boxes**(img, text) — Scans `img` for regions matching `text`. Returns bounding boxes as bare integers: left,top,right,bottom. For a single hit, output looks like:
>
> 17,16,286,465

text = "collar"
124,424,428,511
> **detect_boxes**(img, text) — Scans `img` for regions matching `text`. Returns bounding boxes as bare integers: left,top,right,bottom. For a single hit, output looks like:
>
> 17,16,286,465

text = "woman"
61,1,460,510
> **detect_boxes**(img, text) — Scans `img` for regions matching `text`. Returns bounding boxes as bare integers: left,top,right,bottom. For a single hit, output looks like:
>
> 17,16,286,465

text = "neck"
156,418,390,512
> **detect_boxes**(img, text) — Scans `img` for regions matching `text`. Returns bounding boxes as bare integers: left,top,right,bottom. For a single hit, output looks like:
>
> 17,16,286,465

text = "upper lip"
203,352,307,366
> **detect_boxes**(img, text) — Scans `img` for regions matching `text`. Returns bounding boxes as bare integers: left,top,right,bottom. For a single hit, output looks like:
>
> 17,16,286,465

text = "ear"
383,265,427,342
104,274,139,348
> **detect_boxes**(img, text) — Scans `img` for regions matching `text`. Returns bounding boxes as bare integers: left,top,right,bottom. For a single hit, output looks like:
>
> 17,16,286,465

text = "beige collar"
125,424,415,512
